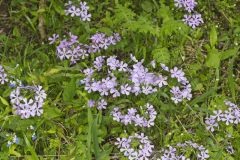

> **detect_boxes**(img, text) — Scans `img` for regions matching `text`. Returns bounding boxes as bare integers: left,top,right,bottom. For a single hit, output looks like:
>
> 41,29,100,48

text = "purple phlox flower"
142,85,157,95
10,88,23,105
91,81,102,92
115,133,154,160
65,1,91,21
97,99,107,110
0,72,8,84
18,98,34,119
170,84,192,103
94,56,105,71
174,0,184,8
170,86,183,104
155,75,168,88
34,85,47,103
197,150,209,160
80,1,89,10
81,11,91,21
182,0,197,12
130,62,148,84
107,56,120,70
111,107,122,122
121,84,132,95
130,54,138,62
118,61,128,72
100,38,111,49
212,110,223,121
162,141,209,160
83,68,94,77
87,99,95,108
205,117,218,132
91,33,106,44
174,0,197,12
224,100,238,109
110,88,121,97
170,67,186,83
69,32,78,44
113,32,121,42
103,76,118,90
68,5,81,17
181,84,192,100
131,85,142,96
221,111,234,125
107,36,116,45
112,104,157,128
10,85,46,119
160,63,169,71
48,34,59,44
183,13,204,29
57,47,71,60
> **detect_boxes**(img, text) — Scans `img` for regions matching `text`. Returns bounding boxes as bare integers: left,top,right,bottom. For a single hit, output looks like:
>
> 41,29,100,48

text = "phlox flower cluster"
205,100,240,132
115,133,154,160
0,65,23,88
160,140,209,160
182,14,204,29
170,67,192,103
65,1,91,21
111,103,157,127
174,0,203,28
174,0,197,12
6,133,19,147
82,55,192,104
0,65,8,85
49,32,120,64
87,98,107,110
10,85,47,119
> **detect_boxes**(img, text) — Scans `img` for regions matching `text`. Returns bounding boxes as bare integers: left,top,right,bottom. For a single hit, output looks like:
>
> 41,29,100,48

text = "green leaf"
87,108,93,160
9,145,21,157
152,47,170,64
23,134,38,160
141,1,153,12
0,96,9,106
220,47,239,60
63,78,76,102
210,26,218,48
205,48,220,68
189,88,216,106
92,116,100,160
43,105,62,119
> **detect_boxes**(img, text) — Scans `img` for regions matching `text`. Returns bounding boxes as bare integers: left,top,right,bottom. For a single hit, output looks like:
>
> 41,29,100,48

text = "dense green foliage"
0,0,239,159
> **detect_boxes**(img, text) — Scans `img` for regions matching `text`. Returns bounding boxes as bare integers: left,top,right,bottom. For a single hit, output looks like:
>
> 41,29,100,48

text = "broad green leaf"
141,1,153,12
0,96,9,106
43,106,62,119
63,78,76,102
9,145,21,157
220,47,239,60
44,68,61,76
210,26,218,48
205,48,220,68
